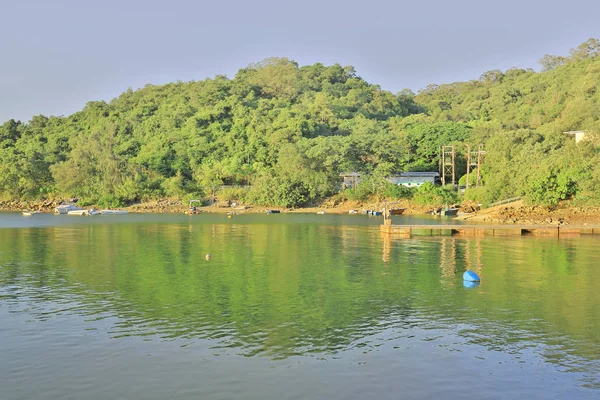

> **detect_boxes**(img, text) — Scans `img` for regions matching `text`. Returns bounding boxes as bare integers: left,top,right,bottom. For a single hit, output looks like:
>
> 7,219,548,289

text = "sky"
1,0,599,123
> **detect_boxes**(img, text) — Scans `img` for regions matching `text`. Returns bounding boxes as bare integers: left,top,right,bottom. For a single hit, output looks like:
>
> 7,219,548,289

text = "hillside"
1,40,600,208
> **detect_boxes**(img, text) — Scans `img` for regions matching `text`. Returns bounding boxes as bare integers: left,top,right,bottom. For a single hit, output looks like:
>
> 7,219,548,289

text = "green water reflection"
0,217,599,390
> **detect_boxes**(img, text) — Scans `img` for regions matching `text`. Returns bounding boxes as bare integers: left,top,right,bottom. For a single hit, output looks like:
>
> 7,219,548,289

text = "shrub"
382,183,413,199
462,187,488,205
218,187,249,203
341,184,372,202
77,197,98,207
412,182,460,206
246,175,308,207
97,195,125,208
524,168,575,206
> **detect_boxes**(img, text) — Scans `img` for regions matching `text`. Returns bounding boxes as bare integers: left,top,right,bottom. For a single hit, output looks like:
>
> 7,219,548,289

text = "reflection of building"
387,172,440,187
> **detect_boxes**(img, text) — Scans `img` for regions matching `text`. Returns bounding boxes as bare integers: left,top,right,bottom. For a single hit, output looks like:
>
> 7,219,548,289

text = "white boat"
54,203,82,214
22,211,41,216
348,210,358,214
99,209,128,215
67,209,88,216
316,211,326,215
67,209,100,216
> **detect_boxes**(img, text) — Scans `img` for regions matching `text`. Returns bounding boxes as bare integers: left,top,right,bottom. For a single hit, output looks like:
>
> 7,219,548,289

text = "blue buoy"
463,280,480,289
463,270,480,282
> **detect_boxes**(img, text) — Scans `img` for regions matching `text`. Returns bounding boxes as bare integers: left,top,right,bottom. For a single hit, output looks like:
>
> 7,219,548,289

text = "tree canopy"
2,39,600,207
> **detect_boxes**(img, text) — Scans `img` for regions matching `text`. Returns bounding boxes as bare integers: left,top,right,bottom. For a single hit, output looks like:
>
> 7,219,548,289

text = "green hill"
2,40,600,207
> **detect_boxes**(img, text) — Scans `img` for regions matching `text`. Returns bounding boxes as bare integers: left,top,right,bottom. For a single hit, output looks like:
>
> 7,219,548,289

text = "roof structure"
399,172,439,177
563,130,588,143
339,172,361,177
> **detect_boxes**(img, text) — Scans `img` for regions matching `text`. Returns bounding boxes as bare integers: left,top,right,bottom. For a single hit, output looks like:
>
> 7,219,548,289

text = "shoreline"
4,198,600,225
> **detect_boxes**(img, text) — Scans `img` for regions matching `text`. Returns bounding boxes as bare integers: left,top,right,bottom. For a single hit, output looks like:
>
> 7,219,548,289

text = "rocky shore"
4,198,600,225
455,200,600,225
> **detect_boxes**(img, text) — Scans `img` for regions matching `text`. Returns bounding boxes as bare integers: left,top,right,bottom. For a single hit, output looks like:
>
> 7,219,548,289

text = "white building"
563,130,588,143
387,172,439,188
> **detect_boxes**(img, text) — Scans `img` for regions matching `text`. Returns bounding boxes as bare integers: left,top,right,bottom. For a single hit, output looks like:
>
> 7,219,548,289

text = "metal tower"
440,145,456,186
465,144,485,188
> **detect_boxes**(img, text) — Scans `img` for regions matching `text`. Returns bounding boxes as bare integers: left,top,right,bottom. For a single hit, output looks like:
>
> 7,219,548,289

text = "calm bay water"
0,212,599,399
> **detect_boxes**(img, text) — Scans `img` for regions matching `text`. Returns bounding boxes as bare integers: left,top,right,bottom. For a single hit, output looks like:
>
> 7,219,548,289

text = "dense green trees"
2,39,600,207
416,39,600,206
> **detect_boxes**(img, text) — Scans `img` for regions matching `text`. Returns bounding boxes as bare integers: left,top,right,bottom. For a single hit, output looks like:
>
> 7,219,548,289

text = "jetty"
380,222,600,237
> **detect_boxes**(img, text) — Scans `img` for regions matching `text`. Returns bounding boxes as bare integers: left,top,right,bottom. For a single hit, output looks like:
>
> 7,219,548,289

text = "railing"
488,197,521,207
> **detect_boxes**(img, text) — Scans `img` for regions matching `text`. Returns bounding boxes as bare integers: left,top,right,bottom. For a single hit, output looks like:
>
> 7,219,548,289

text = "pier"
380,223,600,237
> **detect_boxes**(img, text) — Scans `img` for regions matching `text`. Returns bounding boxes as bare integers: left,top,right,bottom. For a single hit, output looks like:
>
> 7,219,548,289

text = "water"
1,212,599,399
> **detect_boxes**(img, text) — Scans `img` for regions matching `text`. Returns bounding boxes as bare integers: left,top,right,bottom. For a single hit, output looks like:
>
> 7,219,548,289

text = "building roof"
390,177,434,185
563,130,588,143
400,172,439,177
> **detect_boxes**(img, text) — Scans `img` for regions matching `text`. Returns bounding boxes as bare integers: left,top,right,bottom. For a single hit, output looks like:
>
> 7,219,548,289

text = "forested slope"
2,40,600,207
414,38,600,205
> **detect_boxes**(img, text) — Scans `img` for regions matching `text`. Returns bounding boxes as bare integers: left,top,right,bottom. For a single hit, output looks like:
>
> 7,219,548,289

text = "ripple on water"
0,217,599,397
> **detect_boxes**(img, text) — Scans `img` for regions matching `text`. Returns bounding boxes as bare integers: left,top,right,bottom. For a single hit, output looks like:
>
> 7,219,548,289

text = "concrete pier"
380,224,600,237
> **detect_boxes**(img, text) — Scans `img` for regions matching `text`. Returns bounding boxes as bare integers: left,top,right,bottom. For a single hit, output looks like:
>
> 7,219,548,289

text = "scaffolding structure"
465,144,485,188
440,145,456,186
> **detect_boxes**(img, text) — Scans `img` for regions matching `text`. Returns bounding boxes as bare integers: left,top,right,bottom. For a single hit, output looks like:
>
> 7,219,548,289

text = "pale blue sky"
1,0,598,123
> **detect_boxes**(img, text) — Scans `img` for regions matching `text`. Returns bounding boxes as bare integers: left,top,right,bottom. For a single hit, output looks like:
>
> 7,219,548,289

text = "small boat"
99,210,128,215
186,200,202,215
389,208,406,216
440,207,459,217
316,211,326,215
54,203,82,214
22,211,41,216
367,210,383,216
348,210,358,214
67,210,88,216
67,209,100,216
267,210,280,214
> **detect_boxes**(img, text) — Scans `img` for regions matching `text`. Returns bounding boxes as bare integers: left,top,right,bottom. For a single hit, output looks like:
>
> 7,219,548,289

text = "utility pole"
465,144,485,189
440,145,456,186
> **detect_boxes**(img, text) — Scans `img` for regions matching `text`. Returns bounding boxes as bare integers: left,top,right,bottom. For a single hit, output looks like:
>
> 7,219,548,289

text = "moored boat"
67,210,89,216
99,210,128,215
440,207,459,217
186,200,202,215
67,209,100,216
389,208,406,215
22,211,41,216
431,207,460,216
54,203,81,214
367,210,383,216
